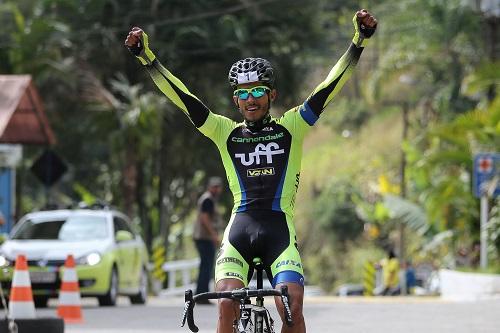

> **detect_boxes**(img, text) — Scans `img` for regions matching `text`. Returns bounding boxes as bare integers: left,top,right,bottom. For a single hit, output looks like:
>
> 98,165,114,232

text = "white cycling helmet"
228,57,275,89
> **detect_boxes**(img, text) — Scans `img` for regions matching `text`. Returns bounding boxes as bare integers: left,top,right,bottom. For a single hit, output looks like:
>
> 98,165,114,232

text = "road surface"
4,295,499,332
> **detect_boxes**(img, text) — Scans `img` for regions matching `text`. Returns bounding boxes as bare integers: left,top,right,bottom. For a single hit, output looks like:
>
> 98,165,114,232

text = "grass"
455,265,500,275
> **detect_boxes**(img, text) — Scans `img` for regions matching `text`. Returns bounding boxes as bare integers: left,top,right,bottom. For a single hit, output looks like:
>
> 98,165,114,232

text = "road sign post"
0,145,22,233
480,196,489,269
473,153,500,269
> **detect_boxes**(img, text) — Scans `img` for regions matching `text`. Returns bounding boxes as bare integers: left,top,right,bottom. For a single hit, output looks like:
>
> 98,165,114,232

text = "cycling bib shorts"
216,210,304,287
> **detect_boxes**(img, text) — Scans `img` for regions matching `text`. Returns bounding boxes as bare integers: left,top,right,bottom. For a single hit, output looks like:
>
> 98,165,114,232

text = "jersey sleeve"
197,111,238,147
306,43,363,117
281,42,365,136
139,56,237,143
144,59,211,128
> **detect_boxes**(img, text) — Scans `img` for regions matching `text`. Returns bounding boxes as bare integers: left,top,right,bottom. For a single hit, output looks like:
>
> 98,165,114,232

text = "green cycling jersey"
132,37,365,220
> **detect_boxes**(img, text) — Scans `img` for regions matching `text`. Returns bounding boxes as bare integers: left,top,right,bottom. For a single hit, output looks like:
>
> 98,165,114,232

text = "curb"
0,318,64,333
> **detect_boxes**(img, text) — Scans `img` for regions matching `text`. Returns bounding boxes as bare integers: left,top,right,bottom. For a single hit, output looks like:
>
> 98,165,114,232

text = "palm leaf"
383,194,429,235
422,230,454,252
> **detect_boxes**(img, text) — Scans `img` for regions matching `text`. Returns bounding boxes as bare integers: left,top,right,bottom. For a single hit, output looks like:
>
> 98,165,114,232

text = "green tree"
312,179,365,244
369,0,483,117
406,95,500,263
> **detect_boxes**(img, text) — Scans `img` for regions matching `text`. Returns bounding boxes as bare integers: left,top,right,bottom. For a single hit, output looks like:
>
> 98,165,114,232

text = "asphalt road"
4,295,500,333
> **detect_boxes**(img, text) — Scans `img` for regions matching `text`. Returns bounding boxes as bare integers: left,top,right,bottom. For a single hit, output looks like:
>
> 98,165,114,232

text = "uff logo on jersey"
235,142,285,166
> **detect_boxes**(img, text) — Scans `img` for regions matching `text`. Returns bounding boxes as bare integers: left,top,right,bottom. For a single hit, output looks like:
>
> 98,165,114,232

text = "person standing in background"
379,249,400,296
404,260,417,294
193,177,223,302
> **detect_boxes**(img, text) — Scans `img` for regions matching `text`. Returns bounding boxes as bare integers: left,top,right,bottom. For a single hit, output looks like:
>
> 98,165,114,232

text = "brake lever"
280,285,293,327
181,290,199,332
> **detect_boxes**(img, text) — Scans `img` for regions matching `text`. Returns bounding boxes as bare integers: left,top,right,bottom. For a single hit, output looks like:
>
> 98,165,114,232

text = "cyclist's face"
233,82,276,122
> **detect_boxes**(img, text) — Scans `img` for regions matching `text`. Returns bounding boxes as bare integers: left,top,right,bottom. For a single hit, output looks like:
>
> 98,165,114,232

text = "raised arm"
124,28,210,128
302,10,377,123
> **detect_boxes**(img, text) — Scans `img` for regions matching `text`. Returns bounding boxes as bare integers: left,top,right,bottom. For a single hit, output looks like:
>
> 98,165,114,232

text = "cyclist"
125,9,377,333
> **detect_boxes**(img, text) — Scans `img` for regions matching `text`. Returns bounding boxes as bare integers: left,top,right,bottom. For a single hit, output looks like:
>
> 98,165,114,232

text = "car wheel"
0,297,8,309
34,296,49,308
98,267,118,306
129,268,147,305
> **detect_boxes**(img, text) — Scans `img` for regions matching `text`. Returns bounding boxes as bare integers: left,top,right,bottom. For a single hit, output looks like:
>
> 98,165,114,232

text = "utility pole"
399,102,409,295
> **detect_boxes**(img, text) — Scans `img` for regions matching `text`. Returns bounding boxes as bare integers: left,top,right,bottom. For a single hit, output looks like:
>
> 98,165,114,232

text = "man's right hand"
352,9,377,48
125,27,155,65
125,27,143,50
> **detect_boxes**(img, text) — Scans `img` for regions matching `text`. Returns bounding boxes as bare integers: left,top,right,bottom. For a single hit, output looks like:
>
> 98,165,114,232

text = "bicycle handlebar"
181,286,293,332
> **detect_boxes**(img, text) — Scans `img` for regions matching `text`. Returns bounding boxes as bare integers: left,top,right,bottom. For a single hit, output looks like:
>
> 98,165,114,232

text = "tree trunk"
158,113,171,251
123,139,137,219
487,17,497,102
136,159,151,252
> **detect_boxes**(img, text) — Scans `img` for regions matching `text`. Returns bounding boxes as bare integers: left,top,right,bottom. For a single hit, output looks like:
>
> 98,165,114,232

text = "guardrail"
159,258,200,296
156,258,327,297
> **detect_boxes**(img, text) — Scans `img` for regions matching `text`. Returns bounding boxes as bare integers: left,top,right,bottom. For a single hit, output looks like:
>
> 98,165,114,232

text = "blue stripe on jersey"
272,270,305,288
234,162,248,212
272,160,288,211
299,102,319,126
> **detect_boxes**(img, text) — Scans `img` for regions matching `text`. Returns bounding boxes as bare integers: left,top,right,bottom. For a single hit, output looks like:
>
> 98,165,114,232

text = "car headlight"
0,255,12,267
76,252,102,266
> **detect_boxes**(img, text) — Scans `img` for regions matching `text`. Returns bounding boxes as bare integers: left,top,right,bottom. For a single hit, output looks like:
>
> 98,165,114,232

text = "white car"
0,206,149,307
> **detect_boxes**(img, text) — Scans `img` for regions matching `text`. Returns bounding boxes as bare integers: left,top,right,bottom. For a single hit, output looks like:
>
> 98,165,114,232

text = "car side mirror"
115,230,134,242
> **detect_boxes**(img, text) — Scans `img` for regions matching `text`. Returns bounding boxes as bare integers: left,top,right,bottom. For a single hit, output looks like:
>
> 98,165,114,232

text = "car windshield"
12,215,108,241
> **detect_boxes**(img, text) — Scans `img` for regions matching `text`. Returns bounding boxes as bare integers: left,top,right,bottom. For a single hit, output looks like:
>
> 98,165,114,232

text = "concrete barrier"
439,269,500,301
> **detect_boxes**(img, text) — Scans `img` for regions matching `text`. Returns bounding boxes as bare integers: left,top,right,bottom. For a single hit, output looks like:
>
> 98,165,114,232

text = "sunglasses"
233,86,270,100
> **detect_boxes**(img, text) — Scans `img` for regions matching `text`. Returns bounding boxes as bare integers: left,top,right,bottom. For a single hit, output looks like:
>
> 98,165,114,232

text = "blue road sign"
0,168,13,233
473,153,500,198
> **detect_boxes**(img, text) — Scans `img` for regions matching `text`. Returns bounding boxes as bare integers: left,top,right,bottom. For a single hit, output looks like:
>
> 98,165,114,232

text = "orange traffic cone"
57,255,83,323
9,254,36,319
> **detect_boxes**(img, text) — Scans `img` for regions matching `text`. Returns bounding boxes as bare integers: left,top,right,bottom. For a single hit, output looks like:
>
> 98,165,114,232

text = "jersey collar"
244,112,272,132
